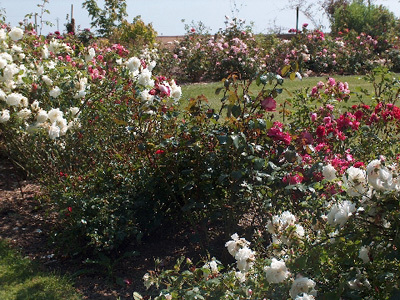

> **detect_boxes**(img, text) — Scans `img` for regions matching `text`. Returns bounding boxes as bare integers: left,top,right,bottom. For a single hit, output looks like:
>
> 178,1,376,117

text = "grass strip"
181,74,376,110
0,239,82,300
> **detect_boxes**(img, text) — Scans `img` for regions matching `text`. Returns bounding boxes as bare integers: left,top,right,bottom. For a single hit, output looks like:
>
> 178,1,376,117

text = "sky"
1,0,400,36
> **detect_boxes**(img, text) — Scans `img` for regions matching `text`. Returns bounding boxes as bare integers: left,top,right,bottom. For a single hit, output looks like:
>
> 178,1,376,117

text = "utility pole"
296,6,299,34
34,13,38,33
56,17,59,31
70,4,75,34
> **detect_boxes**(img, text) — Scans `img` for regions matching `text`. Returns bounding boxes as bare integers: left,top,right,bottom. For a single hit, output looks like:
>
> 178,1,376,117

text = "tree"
110,16,158,54
82,0,127,37
330,0,397,37
321,0,350,24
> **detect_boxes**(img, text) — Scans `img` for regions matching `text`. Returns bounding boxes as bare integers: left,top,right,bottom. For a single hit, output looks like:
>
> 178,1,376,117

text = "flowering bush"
2,13,400,300
135,71,400,299
0,24,185,253
157,17,269,82
156,18,400,82
0,23,293,255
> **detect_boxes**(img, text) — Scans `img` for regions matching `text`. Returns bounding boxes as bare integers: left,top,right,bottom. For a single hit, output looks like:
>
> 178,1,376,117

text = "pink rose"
261,97,276,111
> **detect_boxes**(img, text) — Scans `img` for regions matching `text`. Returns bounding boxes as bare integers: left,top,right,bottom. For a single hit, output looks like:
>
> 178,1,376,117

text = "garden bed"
0,157,210,299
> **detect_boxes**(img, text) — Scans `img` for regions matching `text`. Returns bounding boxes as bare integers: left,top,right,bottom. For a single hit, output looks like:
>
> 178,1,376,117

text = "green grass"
181,74,376,110
0,239,82,300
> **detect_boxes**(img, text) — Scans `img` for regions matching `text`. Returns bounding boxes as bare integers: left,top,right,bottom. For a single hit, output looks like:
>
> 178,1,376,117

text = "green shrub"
331,0,397,41
111,16,158,55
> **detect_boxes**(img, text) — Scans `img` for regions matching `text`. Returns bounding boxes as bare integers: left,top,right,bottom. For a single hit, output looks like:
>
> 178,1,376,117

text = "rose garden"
1,0,400,299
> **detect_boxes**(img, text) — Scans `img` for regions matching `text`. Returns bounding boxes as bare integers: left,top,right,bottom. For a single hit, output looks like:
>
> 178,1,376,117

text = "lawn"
0,240,82,300
181,74,376,110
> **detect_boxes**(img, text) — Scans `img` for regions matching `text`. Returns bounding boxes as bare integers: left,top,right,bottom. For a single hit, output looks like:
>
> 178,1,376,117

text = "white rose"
41,75,53,86
235,246,255,272
295,294,315,300
327,200,356,227
69,107,80,117
20,96,28,107
48,39,61,53
48,123,60,139
85,47,95,62
42,45,49,59
264,258,290,283
171,84,182,100
47,108,64,123
0,57,7,69
235,271,246,283
343,167,368,196
8,27,24,41
0,88,6,101
366,159,393,191
290,276,317,299
0,52,13,62
359,245,370,263
49,86,62,98
322,164,336,180
2,63,19,81
0,29,6,41
16,108,31,120
140,90,154,103
6,92,23,106
137,69,154,87
31,100,40,110
36,110,48,123
148,60,156,71
281,211,296,226
11,45,22,53
0,109,10,123
126,57,141,72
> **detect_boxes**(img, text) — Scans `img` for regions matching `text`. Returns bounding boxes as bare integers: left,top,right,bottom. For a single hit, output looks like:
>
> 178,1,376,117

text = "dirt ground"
0,156,207,299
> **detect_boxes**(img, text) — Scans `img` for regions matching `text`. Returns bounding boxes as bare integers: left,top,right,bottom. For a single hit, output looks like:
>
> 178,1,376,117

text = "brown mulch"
0,156,211,299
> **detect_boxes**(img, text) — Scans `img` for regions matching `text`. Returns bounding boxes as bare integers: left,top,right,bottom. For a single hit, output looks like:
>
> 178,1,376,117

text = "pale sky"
1,0,400,36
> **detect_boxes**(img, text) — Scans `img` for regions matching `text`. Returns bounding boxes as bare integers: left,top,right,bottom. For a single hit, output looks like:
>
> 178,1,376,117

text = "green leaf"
218,174,229,183
232,105,241,118
293,255,307,269
181,169,193,176
389,289,400,300
266,119,273,130
182,202,196,212
121,251,140,259
281,65,290,76
231,170,243,180
217,135,228,145
230,135,240,149
254,158,265,170
215,87,223,95
256,76,261,86
115,277,125,286
113,118,128,126
268,161,279,170
321,292,340,300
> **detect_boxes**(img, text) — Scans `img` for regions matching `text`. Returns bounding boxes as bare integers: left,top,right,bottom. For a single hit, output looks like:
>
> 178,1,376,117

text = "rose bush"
156,19,400,82
0,24,186,254
135,70,400,299
1,13,400,300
